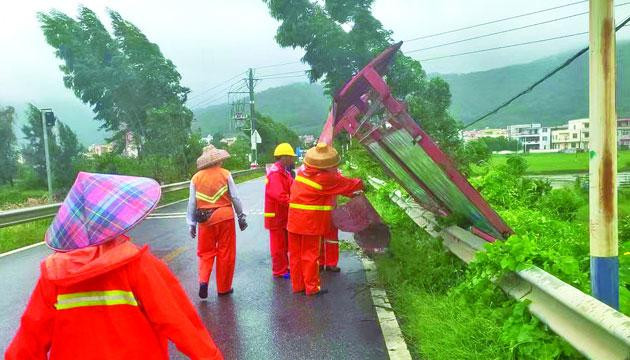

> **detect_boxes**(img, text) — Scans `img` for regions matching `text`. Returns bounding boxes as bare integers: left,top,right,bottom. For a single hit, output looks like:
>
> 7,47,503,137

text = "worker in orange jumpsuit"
287,143,363,295
320,222,340,272
187,145,248,298
264,143,296,278
5,172,223,360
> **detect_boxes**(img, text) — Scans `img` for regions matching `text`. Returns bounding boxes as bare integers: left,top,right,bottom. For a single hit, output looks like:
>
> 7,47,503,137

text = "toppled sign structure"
326,42,513,242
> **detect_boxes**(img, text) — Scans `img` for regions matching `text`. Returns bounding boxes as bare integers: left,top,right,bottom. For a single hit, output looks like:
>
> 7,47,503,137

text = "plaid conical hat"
45,172,161,252
197,145,230,170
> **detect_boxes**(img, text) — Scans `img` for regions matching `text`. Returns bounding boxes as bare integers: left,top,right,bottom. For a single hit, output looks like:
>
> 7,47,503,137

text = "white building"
202,134,214,145
123,131,138,158
87,143,114,157
506,123,552,152
300,134,317,147
220,137,238,147
617,118,630,149
551,119,589,151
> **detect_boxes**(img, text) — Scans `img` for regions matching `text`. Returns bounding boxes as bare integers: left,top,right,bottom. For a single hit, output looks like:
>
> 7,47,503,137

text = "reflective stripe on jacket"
192,167,234,225
5,239,223,360
287,165,363,236
264,161,293,230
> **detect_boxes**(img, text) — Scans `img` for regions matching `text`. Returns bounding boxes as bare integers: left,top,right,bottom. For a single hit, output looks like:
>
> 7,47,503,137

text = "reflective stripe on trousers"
289,203,333,211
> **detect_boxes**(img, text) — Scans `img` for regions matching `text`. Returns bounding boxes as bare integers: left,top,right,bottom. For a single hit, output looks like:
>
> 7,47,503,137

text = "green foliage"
0,218,51,254
0,106,18,186
477,136,519,152
455,139,491,175
539,188,586,221
20,104,85,194
262,0,471,166
251,112,300,164
470,157,551,209
222,136,250,170
38,7,191,159
54,121,84,191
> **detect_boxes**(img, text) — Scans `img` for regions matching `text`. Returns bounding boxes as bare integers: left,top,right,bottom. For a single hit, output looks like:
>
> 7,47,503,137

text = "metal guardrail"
0,168,264,229
390,191,630,359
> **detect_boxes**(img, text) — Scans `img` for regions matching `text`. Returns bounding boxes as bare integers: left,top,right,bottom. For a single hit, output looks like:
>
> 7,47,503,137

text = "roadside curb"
360,256,412,360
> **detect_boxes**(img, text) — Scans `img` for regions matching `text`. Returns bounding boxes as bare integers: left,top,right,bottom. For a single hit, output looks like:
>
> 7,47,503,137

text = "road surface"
0,177,388,359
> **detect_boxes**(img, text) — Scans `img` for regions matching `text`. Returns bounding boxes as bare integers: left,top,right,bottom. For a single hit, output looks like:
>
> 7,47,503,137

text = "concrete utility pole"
589,0,618,309
248,68,258,165
40,108,54,202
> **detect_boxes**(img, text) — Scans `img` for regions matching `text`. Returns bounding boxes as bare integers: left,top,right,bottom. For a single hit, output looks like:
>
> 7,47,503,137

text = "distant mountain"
192,82,330,136
441,40,630,129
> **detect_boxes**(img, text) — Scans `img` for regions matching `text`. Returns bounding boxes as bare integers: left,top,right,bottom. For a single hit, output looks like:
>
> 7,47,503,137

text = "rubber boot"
199,283,208,299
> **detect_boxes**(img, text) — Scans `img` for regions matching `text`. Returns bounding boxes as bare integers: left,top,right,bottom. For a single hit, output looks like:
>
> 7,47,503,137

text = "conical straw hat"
304,143,340,169
197,145,230,170
45,172,161,252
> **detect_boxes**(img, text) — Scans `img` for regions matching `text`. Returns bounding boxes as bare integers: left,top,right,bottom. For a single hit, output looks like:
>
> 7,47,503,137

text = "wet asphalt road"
0,177,388,359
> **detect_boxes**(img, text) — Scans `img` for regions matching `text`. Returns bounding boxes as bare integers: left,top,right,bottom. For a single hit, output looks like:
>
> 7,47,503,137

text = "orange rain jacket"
5,237,222,360
264,161,294,230
287,166,363,236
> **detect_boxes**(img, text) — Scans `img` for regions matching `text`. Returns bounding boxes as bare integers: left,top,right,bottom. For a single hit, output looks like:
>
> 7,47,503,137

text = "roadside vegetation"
344,145,628,359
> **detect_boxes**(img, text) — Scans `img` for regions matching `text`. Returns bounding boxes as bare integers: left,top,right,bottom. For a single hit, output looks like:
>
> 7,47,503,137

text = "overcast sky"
2,0,630,109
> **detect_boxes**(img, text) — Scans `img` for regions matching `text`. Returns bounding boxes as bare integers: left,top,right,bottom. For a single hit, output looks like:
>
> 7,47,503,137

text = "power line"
187,71,247,101
406,2,630,54
404,0,587,42
192,82,247,109
189,79,246,108
258,69,309,78
411,31,588,62
254,60,302,70
406,12,586,53
464,13,630,129
259,74,310,80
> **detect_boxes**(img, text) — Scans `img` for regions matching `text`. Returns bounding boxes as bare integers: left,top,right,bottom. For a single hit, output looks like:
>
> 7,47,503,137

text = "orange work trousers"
197,218,236,293
319,238,339,267
288,232,321,295
269,228,289,277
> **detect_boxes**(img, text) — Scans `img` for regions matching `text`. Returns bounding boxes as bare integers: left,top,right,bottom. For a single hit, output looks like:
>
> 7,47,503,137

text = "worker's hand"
351,190,364,198
189,225,196,239
238,214,248,231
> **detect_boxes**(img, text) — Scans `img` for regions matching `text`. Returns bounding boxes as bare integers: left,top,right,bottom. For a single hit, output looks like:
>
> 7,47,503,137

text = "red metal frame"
329,42,513,240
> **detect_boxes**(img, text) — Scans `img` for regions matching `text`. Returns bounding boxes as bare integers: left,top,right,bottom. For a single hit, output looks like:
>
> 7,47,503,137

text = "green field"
488,150,630,174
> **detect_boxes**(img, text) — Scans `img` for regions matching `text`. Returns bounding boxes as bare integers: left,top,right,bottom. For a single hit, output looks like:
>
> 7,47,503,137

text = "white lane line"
0,241,46,258
361,256,412,360
146,215,187,219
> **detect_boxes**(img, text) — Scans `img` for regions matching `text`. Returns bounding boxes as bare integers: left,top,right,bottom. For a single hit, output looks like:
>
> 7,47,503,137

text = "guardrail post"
589,0,619,309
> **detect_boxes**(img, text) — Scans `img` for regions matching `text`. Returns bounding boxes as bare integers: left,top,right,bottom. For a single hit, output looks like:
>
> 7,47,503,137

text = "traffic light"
44,111,56,127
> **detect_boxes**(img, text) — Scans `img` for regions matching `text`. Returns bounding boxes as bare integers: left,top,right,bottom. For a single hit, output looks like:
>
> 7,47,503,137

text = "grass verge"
370,199,510,359
487,150,630,174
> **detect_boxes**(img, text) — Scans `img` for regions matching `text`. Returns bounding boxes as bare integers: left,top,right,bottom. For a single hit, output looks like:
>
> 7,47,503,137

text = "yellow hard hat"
274,143,296,157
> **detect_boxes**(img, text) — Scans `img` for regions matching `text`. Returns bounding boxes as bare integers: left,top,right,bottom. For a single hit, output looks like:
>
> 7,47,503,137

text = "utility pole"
247,68,258,165
589,0,618,309
40,108,55,202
